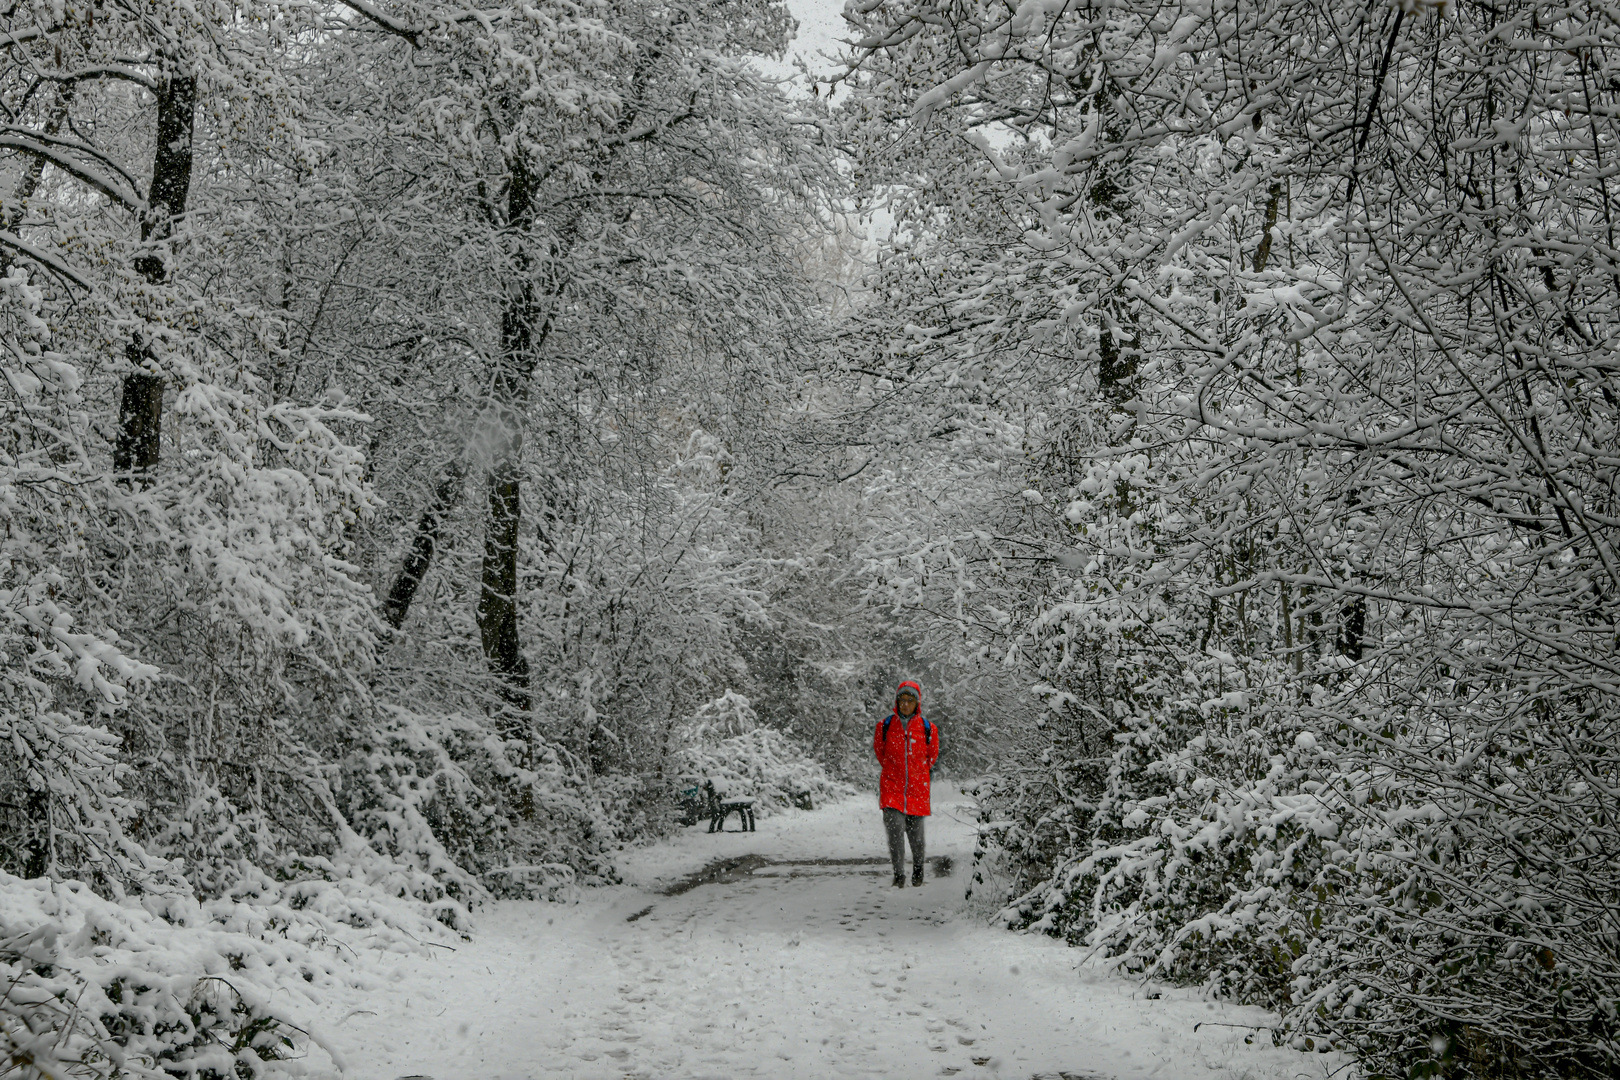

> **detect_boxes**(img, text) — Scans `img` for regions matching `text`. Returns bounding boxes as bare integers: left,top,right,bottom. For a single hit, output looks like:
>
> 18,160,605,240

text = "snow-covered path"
321,785,1343,1080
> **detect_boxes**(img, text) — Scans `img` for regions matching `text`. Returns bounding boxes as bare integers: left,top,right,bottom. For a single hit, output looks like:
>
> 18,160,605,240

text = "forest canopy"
2,0,1617,1077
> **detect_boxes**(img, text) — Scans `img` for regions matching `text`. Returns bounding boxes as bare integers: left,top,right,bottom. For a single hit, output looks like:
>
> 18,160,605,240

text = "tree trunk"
477,157,538,722
114,73,196,479
479,450,529,717
1253,181,1283,273
1096,320,1138,404
1337,595,1366,662
1336,488,1366,662
21,785,51,878
383,459,467,630
0,85,74,272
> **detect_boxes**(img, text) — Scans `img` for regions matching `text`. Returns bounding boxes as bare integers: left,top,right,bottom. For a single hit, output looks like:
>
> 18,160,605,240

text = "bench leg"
709,806,756,833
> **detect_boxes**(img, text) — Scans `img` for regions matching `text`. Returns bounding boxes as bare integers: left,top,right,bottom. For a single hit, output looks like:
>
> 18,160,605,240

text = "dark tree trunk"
0,84,74,272
1254,181,1283,273
1337,595,1366,662
383,460,467,630
479,452,529,717
478,158,538,722
1336,487,1366,662
139,75,198,272
1096,323,1138,404
114,73,196,479
115,367,164,472
21,785,51,878
1088,80,1140,415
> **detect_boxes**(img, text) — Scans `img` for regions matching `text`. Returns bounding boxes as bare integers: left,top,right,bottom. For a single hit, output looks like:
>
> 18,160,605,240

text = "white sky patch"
756,0,851,91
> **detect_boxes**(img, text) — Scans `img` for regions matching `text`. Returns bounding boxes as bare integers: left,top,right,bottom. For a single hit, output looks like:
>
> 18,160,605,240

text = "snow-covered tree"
0,0,846,924
839,0,1620,1074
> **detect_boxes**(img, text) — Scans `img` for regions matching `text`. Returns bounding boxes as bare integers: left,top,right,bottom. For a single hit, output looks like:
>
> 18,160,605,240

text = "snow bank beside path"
320,783,1347,1080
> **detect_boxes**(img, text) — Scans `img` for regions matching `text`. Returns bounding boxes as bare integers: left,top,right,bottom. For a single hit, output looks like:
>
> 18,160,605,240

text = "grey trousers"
882,807,925,880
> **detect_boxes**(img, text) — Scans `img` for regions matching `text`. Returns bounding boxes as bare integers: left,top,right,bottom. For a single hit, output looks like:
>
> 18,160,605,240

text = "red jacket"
874,713,940,816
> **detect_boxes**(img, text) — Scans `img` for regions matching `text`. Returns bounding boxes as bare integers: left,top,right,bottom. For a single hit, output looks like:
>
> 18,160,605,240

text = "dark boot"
883,807,908,887
912,867,924,887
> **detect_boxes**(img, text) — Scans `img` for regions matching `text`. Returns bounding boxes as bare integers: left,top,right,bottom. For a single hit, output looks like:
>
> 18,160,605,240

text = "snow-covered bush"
675,692,855,816
0,256,465,1071
982,669,1620,1075
340,702,622,898
0,873,387,1080
843,0,1620,1075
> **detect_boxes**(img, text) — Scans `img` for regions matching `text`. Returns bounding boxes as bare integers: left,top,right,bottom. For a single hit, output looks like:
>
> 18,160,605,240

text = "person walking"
874,680,940,888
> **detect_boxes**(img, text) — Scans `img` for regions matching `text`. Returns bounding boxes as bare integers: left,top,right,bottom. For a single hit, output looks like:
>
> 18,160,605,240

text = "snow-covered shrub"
942,441,1620,1076
0,260,472,993
0,269,163,891
675,692,855,815
0,873,374,1080
842,0,1620,1071
923,440,1620,1075
988,681,1620,1076
339,703,621,898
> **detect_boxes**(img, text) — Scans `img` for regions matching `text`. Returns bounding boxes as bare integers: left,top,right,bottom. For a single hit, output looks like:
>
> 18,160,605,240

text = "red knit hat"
895,680,922,706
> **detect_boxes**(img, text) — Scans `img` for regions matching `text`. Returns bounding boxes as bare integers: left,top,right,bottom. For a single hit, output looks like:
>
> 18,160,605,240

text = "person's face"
897,694,918,716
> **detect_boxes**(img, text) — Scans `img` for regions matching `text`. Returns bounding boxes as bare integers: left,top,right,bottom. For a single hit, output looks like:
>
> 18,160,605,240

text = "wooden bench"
704,781,756,833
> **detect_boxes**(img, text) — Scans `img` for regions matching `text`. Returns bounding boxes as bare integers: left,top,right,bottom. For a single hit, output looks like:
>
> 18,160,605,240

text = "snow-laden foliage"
840,0,1620,1075
674,691,856,814
0,869,459,1080
0,270,158,889
0,0,854,1069
32,0,1620,1072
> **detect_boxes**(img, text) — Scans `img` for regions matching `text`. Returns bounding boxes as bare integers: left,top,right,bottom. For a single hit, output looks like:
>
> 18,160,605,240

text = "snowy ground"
319,784,1346,1080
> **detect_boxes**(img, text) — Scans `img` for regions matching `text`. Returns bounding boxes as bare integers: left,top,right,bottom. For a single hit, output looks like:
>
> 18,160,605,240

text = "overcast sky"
759,0,849,86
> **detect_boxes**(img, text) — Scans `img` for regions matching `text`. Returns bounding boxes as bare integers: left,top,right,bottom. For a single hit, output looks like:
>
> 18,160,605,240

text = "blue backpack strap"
886,715,932,743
